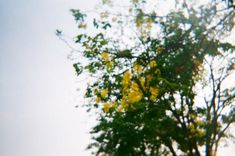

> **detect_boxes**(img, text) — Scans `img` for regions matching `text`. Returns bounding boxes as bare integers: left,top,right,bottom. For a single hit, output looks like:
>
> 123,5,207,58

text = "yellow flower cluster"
140,77,145,87
96,97,101,103
121,71,143,110
120,96,128,110
133,63,143,74
101,89,108,98
103,103,110,113
103,102,116,113
117,105,124,112
128,82,143,103
106,61,113,71
147,60,161,74
149,87,159,101
120,71,132,110
122,71,131,89
94,88,108,103
98,60,161,113
148,60,157,68
101,51,113,71
101,52,109,61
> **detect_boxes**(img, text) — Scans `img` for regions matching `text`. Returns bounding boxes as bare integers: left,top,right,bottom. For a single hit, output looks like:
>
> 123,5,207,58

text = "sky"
0,0,97,156
0,0,234,156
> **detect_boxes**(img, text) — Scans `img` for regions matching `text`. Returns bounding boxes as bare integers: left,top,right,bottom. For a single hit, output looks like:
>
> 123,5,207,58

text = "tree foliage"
63,0,235,155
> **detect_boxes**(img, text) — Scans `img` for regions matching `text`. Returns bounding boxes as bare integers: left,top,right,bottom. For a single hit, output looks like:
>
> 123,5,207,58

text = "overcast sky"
0,0,98,156
0,0,234,156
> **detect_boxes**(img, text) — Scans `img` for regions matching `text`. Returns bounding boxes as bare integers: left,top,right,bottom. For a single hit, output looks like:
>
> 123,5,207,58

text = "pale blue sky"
0,0,234,156
0,0,97,156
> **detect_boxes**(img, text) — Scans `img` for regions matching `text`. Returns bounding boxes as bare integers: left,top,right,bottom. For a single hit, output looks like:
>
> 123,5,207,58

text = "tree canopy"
59,0,235,155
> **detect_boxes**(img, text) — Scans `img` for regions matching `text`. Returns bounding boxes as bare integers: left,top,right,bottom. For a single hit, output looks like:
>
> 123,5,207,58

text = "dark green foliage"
73,62,83,75
70,9,86,23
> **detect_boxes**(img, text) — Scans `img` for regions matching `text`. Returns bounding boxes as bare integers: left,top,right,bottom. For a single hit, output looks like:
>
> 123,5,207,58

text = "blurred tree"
222,0,235,8
61,0,235,155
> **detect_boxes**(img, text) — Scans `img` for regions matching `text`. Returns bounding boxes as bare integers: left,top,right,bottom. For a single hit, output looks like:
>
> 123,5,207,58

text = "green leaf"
73,63,83,76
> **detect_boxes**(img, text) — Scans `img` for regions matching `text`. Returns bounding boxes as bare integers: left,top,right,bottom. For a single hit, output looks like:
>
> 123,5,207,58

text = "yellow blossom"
101,52,109,62
148,60,157,68
122,70,131,88
120,97,128,109
128,83,143,103
130,82,139,91
103,103,110,113
150,96,155,101
103,102,117,113
197,129,204,137
155,68,161,74
96,97,101,103
150,87,158,96
133,63,142,74
106,61,113,71
140,77,145,90
101,89,108,98
110,102,117,108
146,18,152,29
117,105,124,112
128,91,142,103
150,87,159,101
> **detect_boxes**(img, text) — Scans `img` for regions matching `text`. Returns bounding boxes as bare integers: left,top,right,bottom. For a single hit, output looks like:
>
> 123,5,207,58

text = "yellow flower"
117,105,123,112
155,68,161,74
96,97,101,103
101,89,108,98
128,83,142,103
146,18,152,29
120,97,128,108
110,102,117,108
101,52,109,62
150,96,155,101
150,87,159,101
140,77,145,90
103,103,110,113
128,91,142,103
103,102,116,113
130,82,139,91
106,61,113,71
197,129,204,137
133,63,142,74
148,60,157,68
122,70,131,87
150,87,158,96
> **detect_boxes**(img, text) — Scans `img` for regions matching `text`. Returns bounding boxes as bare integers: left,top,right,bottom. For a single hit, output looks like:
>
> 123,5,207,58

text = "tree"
222,0,235,8
60,0,235,155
